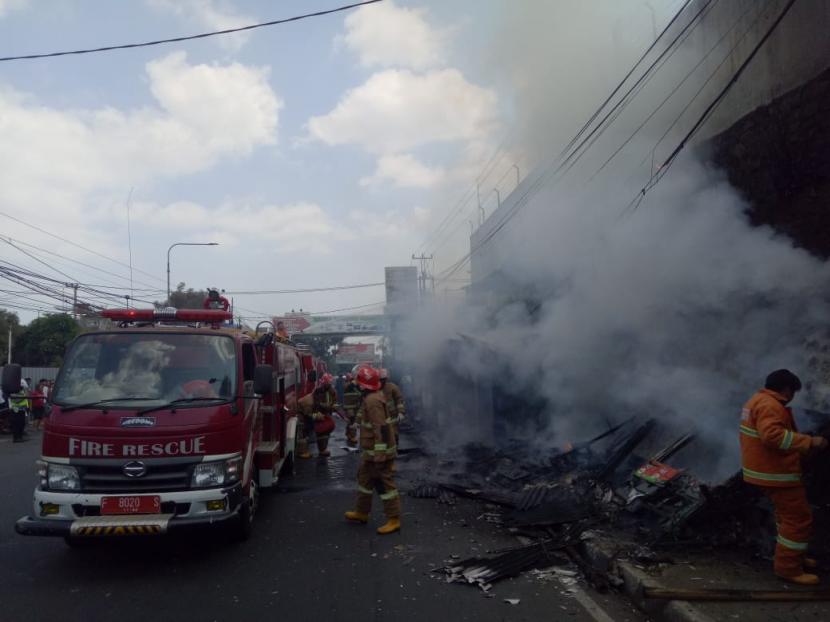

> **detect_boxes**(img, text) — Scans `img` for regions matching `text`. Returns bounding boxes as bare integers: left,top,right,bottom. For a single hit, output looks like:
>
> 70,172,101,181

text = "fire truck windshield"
53,333,237,410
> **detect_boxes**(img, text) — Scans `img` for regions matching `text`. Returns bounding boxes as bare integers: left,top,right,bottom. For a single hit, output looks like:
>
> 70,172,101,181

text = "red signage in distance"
273,315,311,333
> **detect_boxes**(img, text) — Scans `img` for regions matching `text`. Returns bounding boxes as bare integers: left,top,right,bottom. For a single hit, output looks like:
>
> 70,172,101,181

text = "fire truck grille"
79,463,193,493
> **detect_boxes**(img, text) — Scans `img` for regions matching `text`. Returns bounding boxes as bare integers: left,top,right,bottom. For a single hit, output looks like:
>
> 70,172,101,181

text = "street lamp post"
166,242,219,303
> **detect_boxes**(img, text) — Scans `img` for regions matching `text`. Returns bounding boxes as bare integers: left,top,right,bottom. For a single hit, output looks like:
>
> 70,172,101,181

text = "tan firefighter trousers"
355,457,400,518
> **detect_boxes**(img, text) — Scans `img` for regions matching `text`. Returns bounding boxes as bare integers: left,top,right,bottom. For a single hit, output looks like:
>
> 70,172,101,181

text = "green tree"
14,314,81,367
157,282,209,309
0,309,21,363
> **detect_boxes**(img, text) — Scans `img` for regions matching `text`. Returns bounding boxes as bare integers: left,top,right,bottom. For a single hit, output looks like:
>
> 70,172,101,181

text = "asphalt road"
0,430,648,622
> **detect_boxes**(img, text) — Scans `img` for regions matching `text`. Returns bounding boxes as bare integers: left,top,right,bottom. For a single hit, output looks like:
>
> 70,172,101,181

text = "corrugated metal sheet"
22,367,60,383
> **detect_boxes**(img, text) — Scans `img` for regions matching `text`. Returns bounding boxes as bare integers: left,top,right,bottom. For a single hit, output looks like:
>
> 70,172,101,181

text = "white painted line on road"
514,535,618,622
568,585,617,622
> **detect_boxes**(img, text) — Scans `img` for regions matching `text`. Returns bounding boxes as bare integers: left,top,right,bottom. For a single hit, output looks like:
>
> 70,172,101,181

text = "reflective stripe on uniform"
363,446,397,458
780,429,794,450
776,534,808,551
357,485,373,495
380,489,399,501
362,422,374,430
374,443,388,452
740,425,760,438
742,467,800,483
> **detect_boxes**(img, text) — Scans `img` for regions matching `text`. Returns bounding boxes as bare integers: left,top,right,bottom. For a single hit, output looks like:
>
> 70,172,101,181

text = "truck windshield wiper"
138,397,231,415
58,397,160,413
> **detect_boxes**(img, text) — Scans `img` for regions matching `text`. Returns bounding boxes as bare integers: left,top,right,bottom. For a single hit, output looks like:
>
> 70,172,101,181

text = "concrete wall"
470,0,830,286
692,0,830,141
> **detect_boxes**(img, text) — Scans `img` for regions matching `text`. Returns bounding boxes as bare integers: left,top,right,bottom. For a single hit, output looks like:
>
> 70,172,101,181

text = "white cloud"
146,51,280,157
0,52,281,262
308,69,498,154
134,200,337,253
343,0,447,70
0,0,28,17
360,153,445,188
0,52,279,195
147,0,253,50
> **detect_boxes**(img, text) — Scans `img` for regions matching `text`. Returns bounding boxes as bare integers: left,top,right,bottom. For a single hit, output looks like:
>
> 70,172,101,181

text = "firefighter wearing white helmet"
345,366,400,535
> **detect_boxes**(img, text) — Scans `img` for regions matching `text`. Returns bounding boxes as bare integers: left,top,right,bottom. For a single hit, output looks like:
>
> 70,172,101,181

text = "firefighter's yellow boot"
377,517,400,535
804,557,818,570
778,572,820,586
346,426,358,447
297,438,312,459
344,511,369,523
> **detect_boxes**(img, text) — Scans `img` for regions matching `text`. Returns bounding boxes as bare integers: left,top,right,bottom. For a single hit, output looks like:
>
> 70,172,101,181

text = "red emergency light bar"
101,308,233,322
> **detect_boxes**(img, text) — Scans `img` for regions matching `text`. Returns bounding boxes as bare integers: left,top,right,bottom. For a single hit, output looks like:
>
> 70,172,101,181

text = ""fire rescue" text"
68,437,206,457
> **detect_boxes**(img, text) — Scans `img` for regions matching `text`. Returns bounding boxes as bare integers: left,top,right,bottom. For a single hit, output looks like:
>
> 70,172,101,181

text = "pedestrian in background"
30,380,47,431
740,369,828,585
9,377,30,443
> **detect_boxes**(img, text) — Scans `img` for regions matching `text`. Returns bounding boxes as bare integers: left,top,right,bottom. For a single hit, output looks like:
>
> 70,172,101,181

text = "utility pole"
411,254,434,298
66,282,79,318
7,325,11,364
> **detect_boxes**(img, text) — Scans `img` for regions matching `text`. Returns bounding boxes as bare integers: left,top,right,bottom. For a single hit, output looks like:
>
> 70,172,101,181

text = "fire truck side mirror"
253,364,274,396
2,363,22,396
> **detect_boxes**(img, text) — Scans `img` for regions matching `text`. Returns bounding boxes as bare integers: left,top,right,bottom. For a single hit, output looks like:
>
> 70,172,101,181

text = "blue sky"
0,0,519,322
0,0,665,323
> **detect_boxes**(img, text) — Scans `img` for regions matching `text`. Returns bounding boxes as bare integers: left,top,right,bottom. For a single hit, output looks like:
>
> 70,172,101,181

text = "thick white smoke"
405,152,830,480
399,0,830,481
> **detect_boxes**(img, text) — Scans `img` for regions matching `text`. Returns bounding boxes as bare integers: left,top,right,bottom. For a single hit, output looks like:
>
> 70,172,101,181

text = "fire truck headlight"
47,464,80,491
36,460,48,488
191,462,226,488
224,457,242,484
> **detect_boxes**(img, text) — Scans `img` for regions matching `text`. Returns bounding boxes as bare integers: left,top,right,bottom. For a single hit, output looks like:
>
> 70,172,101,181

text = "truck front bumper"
16,484,243,538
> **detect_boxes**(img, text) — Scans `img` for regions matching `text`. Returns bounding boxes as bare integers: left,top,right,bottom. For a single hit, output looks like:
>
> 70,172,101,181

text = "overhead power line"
236,300,386,321
434,0,712,282
628,0,798,211
225,282,384,295
0,0,383,62
590,0,766,181
0,211,165,285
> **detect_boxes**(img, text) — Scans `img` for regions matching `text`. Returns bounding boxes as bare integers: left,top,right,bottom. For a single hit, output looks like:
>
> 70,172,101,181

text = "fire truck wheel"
279,441,296,477
235,478,258,541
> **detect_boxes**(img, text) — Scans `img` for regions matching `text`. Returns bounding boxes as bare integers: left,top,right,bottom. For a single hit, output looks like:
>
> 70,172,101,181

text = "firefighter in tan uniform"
380,368,405,445
345,366,400,535
296,374,339,459
342,373,362,446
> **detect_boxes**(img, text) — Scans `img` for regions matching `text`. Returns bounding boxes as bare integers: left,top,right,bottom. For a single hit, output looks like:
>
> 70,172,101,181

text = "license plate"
100,495,161,515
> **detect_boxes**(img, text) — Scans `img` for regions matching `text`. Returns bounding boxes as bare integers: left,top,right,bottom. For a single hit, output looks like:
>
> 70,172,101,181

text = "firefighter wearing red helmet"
342,372,361,446
345,366,400,535
297,373,340,458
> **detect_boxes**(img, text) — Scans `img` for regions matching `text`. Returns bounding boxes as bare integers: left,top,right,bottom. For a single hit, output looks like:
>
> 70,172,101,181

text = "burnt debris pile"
409,410,830,591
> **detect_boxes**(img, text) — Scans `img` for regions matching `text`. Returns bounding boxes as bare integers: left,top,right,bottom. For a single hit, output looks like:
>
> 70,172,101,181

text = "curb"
580,538,716,622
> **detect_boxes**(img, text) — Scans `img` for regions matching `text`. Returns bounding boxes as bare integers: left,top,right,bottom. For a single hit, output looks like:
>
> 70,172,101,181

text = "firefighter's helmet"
356,366,381,391
320,373,334,386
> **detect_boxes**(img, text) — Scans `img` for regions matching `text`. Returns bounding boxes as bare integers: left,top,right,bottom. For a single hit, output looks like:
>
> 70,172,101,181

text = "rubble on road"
439,538,573,592
406,410,830,596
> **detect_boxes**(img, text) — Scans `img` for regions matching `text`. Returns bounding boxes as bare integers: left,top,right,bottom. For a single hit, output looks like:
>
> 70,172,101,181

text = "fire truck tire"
234,478,258,541
279,440,296,477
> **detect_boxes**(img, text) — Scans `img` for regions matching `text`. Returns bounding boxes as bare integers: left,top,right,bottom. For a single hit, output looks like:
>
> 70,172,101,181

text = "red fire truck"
7,308,315,543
